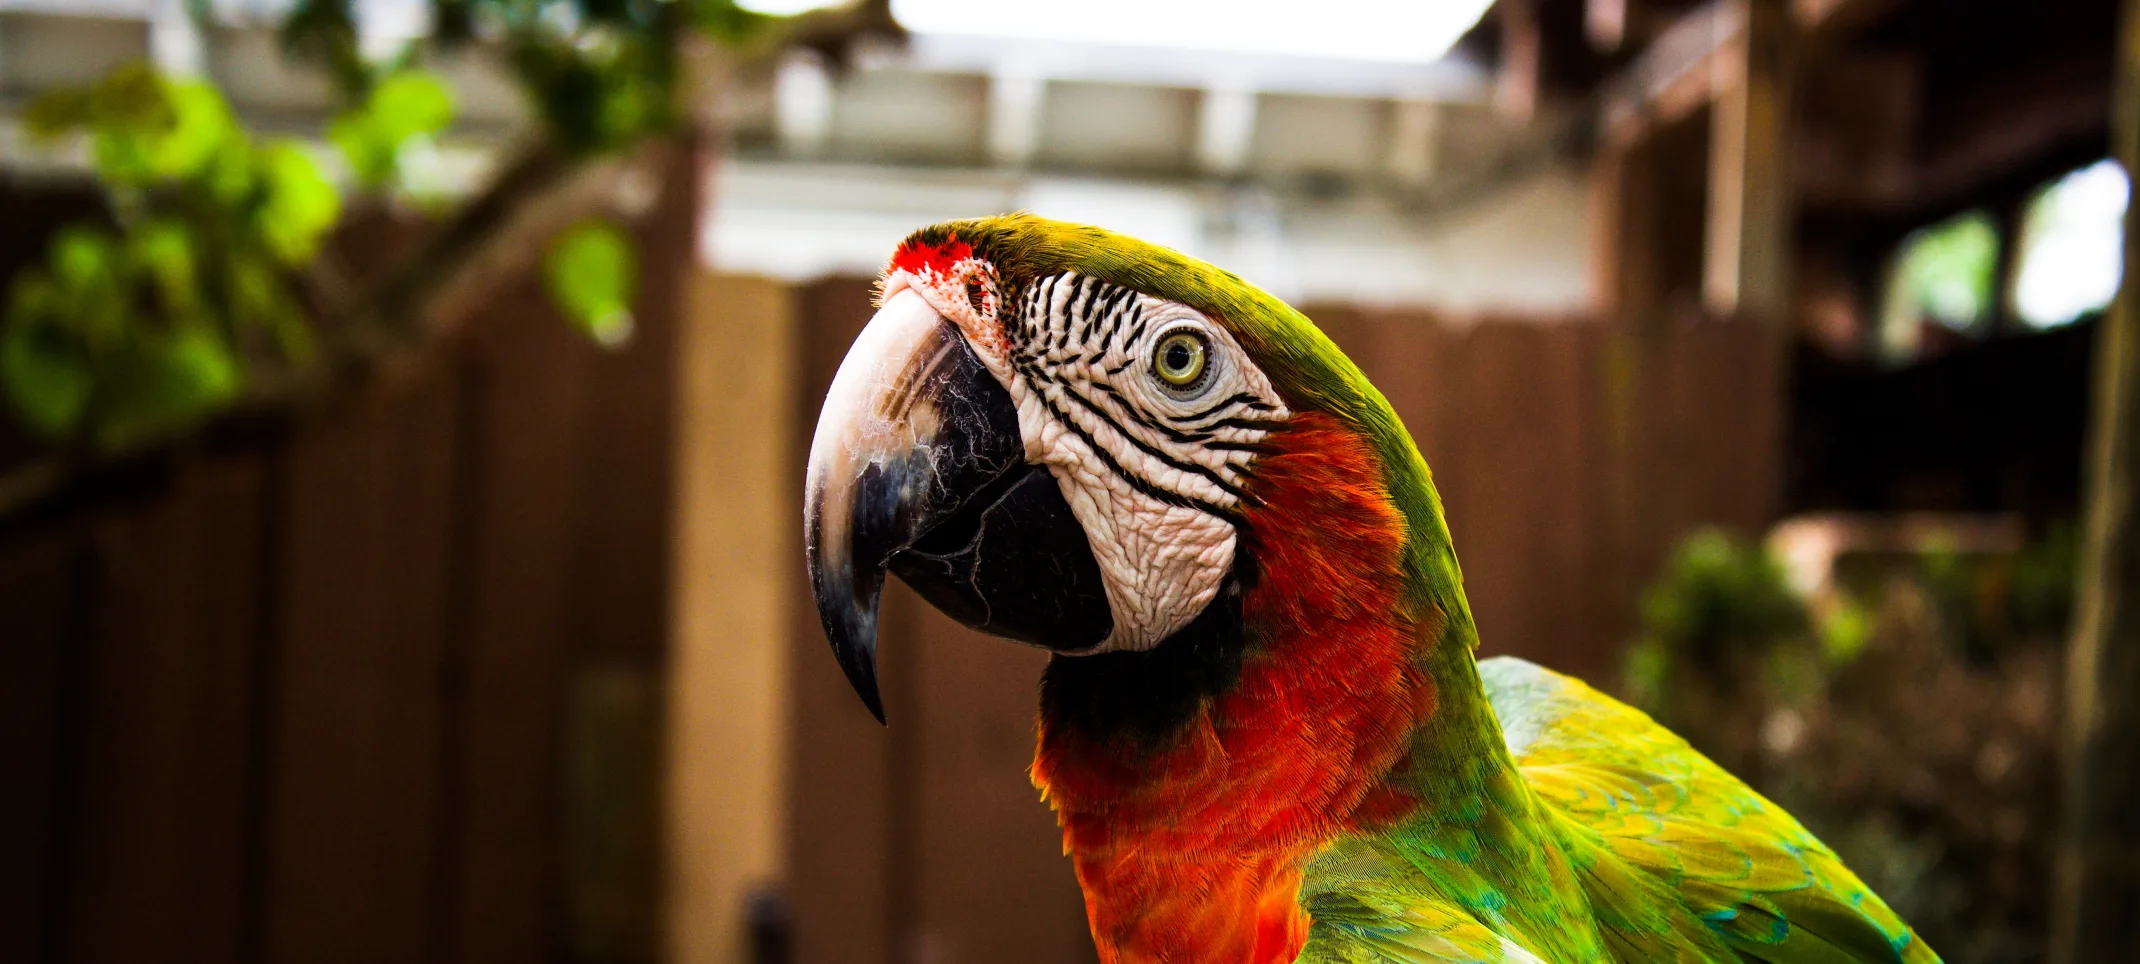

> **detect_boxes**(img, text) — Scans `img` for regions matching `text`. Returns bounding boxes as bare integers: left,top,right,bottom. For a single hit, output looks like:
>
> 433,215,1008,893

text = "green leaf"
45,227,130,345
279,0,370,102
689,0,777,46
161,325,244,407
201,137,259,206
1,63,345,445
597,71,664,146
545,221,637,347
50,226,122,293
147,80,239,180
60,69,240,186
327,114,387,187
22,87,99,138
0,285,94,439
131,219,200,313
1818,596,1872,665
22,62,166,138
226,255,290,328
222,254,313,363
255,142,341,264
95,325,243,447
371,70,454,138
331,69,454,189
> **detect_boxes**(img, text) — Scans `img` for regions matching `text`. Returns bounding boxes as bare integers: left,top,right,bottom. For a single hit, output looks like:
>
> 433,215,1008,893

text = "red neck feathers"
1032,412,1437,964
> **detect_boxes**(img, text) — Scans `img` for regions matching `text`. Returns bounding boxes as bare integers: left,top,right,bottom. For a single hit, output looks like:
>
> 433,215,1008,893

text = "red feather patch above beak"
890,237,976,278
884,236,1008,357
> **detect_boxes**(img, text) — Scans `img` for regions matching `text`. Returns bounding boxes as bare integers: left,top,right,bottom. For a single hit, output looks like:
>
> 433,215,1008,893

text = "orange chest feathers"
1032,412,1437,964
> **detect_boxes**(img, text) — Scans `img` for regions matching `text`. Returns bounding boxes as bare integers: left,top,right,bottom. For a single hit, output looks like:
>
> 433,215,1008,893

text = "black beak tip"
812,559,891,725
822,612,889,725
839,644,887,725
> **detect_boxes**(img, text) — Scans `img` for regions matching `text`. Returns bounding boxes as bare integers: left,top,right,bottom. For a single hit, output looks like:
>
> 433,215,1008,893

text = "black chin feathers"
1038,573,1251,749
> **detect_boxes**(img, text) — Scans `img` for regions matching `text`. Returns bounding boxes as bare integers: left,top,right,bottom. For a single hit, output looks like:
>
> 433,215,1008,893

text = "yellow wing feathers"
1485,658,1937,964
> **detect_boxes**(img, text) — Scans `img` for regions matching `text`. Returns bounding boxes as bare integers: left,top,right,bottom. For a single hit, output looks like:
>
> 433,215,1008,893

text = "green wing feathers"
1299,658,1936,963
1482,658,1939,964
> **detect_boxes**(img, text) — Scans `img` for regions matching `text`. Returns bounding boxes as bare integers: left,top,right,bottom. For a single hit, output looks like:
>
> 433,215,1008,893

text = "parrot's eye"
1151,329,1211,394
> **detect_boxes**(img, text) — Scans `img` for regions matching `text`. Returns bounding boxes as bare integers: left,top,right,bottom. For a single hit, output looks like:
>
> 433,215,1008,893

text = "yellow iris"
1153,331,1208,388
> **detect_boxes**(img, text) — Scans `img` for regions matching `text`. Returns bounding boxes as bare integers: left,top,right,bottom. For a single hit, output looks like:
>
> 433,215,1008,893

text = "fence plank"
789,277,897,964
908,599,1097,964
262,375,462,964
61,458,268,964
0,524,87,964
433,287,591,964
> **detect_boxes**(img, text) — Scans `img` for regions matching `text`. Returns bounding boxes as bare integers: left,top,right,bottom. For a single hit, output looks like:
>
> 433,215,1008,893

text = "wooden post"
1589,140,1632,321
2052,0,2140,957
1587,0,1629,51
1497,0,1542,122
665,273,800,964
1704,0,1791,322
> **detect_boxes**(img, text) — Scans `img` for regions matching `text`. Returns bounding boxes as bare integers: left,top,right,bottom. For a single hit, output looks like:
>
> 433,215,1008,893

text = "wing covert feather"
1481,657,1938,964
1294,659,1936,963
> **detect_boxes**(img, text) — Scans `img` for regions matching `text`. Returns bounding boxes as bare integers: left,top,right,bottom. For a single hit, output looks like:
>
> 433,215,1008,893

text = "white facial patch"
899,267,1290,653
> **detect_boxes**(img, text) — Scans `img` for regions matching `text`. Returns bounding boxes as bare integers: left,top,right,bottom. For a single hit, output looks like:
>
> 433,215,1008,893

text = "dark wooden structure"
2054,1,2140,957
1,151,697,964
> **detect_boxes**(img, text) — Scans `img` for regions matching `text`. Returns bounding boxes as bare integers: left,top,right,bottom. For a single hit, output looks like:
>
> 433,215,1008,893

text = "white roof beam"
1387,99,1442,188
148,0,203,76
986,69,1043,168
1196,86,1257,177
773,51,834,158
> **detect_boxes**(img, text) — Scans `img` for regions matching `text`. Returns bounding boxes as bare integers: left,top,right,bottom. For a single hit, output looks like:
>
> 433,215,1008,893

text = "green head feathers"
891,213,1475,645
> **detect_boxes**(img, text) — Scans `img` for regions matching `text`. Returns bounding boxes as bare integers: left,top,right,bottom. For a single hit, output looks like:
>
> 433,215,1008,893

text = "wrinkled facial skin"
804,236,1291,718
892,254,1291,654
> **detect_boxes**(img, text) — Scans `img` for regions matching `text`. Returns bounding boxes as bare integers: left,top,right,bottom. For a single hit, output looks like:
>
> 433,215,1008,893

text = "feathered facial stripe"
989,270,1292,653
882,253,1295,655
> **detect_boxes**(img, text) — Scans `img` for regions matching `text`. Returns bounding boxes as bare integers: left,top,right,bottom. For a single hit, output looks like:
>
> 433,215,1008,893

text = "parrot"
802,213,1940,964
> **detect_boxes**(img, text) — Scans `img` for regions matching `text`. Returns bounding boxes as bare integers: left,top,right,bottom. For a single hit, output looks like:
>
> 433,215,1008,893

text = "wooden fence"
1,152,696,964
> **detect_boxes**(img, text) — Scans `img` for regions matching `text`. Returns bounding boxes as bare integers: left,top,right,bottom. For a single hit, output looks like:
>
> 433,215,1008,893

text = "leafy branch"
0,0,899,519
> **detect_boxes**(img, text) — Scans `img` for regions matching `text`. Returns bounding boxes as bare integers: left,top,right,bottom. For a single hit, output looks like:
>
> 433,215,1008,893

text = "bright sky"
2013,160,2128,328
740,0,1495,62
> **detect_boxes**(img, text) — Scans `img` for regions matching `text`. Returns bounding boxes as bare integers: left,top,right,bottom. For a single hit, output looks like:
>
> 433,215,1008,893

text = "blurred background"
1,1,2135,963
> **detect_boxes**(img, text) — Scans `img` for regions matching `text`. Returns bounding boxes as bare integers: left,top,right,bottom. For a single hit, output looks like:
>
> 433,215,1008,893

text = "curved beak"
804,289,1113,723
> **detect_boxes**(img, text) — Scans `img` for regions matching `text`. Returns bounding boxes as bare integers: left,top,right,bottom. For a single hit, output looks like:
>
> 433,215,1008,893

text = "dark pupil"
1164,342,1193,373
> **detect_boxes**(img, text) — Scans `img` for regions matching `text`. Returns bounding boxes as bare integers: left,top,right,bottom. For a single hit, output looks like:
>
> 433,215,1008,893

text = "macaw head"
805,214,1463,722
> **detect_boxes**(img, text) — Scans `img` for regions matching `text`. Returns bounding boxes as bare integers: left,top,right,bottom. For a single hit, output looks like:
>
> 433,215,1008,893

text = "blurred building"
703,24,1591,314
0,2,2125,964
